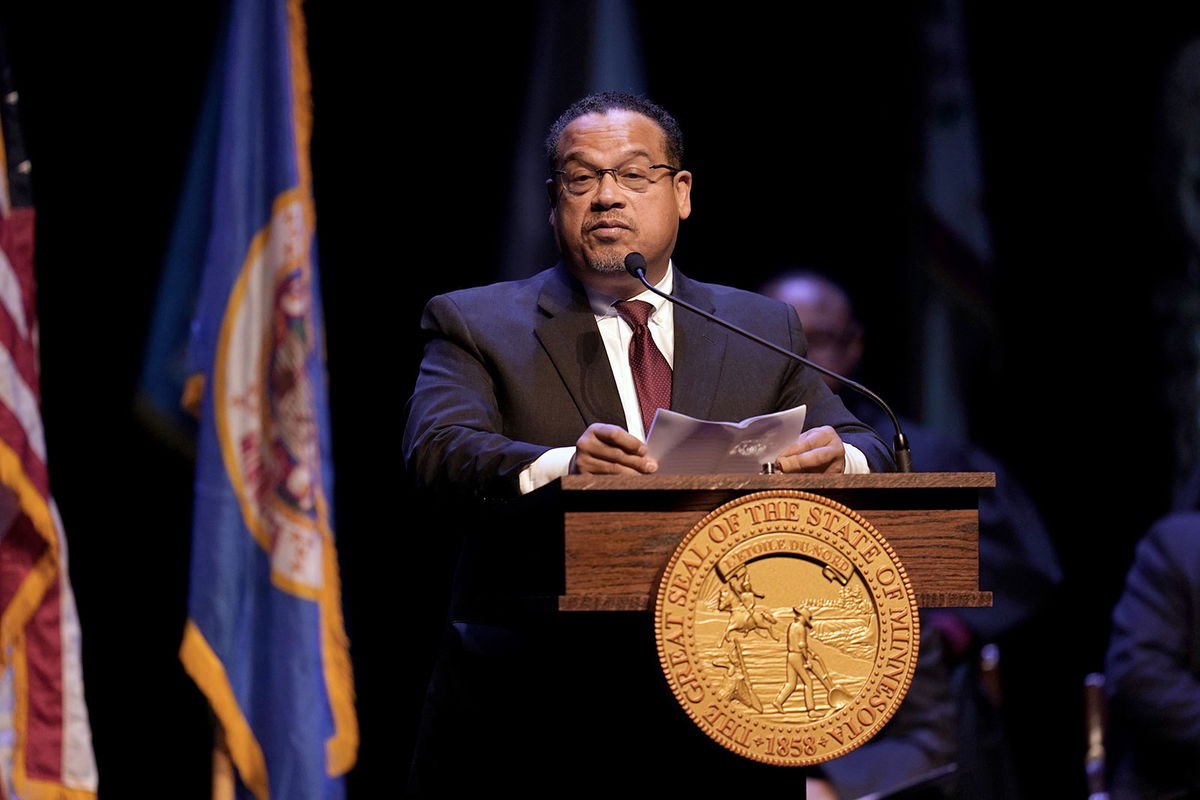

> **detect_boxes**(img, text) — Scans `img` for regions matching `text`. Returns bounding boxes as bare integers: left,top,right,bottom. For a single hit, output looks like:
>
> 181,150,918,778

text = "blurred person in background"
763,270,1064,799
1105,513,1200,799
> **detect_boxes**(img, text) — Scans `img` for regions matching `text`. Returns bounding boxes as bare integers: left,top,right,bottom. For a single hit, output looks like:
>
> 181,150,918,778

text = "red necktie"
614,299,672,435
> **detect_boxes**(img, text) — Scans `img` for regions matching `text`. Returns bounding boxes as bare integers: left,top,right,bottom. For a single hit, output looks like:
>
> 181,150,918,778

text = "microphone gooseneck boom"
623,252,913,472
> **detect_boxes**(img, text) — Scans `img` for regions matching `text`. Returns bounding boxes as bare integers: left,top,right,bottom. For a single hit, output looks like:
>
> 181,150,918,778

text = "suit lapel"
533,265,628,429
670,270,728,421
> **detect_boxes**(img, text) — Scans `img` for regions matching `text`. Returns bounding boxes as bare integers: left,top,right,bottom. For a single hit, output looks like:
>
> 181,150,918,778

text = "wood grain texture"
546,473,994,610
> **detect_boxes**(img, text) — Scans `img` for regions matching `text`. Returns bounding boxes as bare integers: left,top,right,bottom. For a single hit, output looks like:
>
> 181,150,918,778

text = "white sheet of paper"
644,405,808,474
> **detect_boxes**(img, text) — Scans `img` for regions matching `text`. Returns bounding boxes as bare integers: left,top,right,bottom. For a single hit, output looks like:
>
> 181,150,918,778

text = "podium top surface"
555,471,996,493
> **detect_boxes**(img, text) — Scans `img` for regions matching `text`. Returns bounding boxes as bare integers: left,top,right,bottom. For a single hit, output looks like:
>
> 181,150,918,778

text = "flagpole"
212,726,234,800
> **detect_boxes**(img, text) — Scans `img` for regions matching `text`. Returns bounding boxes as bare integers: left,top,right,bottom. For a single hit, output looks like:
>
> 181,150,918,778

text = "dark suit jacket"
403,264,894,498
1106,513,1200,799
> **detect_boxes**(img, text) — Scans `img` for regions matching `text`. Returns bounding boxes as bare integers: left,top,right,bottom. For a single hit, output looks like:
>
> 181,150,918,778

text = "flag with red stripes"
0,37,98,800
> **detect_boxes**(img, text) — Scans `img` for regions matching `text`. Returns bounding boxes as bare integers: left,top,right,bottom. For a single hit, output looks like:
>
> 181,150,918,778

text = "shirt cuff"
842,443,868,474
518,446,576,494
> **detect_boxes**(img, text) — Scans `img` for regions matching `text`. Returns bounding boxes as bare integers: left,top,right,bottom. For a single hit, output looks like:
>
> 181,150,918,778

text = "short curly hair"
545,91,684,171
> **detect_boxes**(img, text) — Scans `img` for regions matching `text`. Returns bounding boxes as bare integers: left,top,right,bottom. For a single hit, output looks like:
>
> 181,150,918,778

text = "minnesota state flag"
176,1,357,797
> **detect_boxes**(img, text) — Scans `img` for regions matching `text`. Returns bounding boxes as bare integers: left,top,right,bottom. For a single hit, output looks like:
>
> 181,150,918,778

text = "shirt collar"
586,261,675,319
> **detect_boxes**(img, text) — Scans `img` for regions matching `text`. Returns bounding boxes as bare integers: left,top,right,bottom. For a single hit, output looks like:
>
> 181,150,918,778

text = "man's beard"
585,251,626,273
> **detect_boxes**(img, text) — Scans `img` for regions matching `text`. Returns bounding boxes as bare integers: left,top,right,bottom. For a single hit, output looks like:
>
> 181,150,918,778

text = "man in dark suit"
404,93,892,498
1106,513,1200,799
403,92,894,796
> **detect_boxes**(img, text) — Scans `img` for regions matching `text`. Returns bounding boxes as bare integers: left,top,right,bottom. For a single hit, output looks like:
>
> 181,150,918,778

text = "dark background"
1,2,1198,796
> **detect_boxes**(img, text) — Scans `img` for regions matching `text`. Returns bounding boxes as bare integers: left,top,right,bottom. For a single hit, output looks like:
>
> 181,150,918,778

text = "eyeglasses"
551,163,680,196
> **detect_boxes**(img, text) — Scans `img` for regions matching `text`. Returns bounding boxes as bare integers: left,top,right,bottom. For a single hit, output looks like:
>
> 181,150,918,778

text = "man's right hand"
570,423,659,475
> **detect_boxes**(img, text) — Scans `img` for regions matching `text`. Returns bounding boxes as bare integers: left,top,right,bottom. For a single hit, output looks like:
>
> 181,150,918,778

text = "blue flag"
177,1,358,798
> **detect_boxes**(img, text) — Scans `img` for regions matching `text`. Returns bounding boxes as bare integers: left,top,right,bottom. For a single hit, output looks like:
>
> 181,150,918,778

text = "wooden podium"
423,472,995,790
522,472,994,613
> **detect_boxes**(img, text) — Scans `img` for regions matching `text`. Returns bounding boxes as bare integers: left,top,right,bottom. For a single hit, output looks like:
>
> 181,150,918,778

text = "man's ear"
674,170,692,220
546,177,559,211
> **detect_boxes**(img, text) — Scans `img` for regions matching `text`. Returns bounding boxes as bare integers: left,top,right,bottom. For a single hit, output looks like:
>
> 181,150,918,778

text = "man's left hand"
776,426,846,473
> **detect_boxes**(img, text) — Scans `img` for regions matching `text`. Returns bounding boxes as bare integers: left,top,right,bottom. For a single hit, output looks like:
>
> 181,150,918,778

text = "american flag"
0,38,98,800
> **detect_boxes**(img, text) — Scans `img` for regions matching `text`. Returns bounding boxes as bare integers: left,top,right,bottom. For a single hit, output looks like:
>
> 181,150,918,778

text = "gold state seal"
654,490,919,766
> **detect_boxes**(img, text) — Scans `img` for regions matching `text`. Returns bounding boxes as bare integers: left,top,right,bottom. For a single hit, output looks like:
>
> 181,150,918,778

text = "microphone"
623,252,913,472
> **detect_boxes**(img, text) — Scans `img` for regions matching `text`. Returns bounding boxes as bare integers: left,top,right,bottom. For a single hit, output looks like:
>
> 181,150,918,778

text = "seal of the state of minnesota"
654,490,919,766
